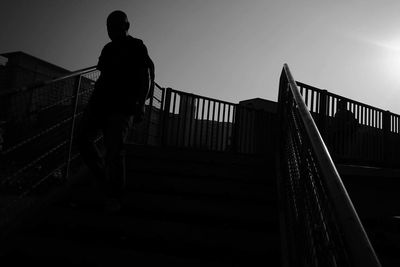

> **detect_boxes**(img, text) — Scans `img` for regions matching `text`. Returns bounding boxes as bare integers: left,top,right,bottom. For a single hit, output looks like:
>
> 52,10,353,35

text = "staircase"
1,145,280,266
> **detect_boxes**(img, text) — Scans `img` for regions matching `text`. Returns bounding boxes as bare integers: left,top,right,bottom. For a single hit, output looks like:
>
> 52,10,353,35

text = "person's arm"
148,57,155,98
97,45,108,72
132,43,155,122
144,46,155,101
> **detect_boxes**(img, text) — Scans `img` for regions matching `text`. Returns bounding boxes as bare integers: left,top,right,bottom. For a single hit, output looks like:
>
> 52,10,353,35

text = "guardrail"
160,87,276,154
0,65,277,224
296,81,400,167
1,66,98,197
277,64,381,267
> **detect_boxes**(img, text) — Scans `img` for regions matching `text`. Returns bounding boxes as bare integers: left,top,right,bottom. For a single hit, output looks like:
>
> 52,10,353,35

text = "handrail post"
65,74,82,181
382,110,391,167
276,71,291,267
161,87,172,146
145,86,155,145
318,89,328,140
232,105,242,153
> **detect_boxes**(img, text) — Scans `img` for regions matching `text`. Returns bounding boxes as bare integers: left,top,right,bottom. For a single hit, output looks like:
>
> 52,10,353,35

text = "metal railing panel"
161,89,238,152
1,69,99,198
296,81,400,167
0,63,279,230
278,64,381,267
0,66,167,222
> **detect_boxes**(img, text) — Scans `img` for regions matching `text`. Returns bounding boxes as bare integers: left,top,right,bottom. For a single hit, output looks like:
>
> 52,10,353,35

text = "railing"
0,66,166,226
159,87,276,154
277,64,381,266
296,81,400,167
0,65,277,227
1,66,98,197
161,88,236,151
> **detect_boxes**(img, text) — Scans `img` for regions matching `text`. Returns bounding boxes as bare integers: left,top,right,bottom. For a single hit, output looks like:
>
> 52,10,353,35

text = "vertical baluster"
372,109,376,157
333,97,338,154
210,101,216,150
184,94,191,147
171,92,177,146
215,102,221,151
145,86,155,145
158,88,166,144
200,98,206,149
305,88,309,107
232,105,237,152
188,96,195,147
310,90,314,113
65,75,82,180
221,103,226,151
369,108,372,127
206,100,211,149
378,111,382,159
193,98,200,148
226,104,231,151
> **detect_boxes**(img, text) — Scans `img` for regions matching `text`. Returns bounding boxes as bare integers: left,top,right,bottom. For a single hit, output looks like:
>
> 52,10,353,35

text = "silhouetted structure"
0,51,70,91
2,63,392,266
333,99,359,157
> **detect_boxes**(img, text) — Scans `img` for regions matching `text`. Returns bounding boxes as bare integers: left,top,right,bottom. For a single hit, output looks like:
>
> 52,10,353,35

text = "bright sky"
2,0,400,113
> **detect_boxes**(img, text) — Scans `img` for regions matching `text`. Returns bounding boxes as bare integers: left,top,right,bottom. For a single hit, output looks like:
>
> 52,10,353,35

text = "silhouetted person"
333,99,358,157
77,10,155,212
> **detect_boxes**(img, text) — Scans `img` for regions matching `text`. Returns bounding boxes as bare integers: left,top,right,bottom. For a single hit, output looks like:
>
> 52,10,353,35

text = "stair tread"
22,208,278,252
5,234,258,266
2,145,281,266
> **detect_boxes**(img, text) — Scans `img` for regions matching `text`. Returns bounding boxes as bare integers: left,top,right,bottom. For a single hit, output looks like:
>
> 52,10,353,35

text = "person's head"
107,10,130,41
337,99,347,111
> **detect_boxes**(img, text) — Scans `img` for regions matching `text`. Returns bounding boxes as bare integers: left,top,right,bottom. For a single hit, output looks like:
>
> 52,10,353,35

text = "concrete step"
1,145,281,266
125,192,276,226
125,144,272,167
124,170,276,203
4,235,252,266
22,208,278,254
9,193,280,266
125,159,272,182
53,188,277,230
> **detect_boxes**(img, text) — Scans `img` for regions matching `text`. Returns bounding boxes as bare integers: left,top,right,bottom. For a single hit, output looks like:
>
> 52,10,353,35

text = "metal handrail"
0,64,167,224
5,64,164,96
279,64,381,266
167,87,237,106
0,66,98,97
296,81,388,113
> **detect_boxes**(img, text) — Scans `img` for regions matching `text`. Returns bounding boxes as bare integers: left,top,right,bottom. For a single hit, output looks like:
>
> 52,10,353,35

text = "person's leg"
76,106,105,181
102,113,132,199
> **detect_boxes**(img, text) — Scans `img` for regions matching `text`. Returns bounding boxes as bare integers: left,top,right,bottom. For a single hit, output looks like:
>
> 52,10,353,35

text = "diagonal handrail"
278,63,381,266
0,65,164,97
0,66,97,97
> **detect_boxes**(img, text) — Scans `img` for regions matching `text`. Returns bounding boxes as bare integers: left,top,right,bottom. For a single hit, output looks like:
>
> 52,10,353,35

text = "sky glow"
2,0,400,113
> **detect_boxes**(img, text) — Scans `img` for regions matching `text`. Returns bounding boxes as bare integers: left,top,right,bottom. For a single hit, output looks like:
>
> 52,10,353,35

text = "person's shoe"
103,197,121,214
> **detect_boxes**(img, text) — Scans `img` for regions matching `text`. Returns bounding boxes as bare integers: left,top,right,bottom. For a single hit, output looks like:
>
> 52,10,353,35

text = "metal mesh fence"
160,88,276,154
297,81,400,167
0,70,99,199
282,89,350,266
278,65,381,267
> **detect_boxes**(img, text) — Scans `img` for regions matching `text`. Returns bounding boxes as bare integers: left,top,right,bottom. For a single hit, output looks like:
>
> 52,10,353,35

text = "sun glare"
373,39,400,86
